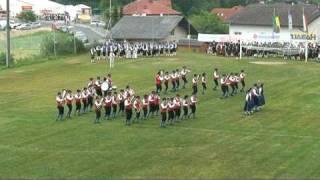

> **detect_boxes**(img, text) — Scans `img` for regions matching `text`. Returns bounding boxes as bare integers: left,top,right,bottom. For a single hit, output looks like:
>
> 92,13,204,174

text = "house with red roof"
211,6,243,23
123,0,181,16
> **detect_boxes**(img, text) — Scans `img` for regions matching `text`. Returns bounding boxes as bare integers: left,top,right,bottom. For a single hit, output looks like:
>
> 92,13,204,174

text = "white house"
228,3,320,41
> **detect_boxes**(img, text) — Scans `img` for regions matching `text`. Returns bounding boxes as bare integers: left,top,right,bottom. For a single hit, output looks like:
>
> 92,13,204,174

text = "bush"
40,32,86,56
17,10,37,22
0,52,14,66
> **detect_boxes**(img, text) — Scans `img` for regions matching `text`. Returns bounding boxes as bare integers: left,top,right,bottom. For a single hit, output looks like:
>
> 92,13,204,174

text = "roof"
111,16,197,40
75,4,91,9
211,6,243,23
229,3,320,27
123,0,181,16
178,39,203,47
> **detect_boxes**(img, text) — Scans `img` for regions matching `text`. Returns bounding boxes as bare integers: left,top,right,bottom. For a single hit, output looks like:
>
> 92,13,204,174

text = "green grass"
1,51,320,178
0,31,50,59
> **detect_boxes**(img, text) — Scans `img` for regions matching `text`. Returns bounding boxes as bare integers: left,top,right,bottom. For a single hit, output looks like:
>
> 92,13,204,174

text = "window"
234,32,242,35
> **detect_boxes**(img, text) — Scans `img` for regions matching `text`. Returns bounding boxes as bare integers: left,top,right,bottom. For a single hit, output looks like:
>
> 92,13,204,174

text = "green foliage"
190,11,228,34
0,52,13,66
40,32,86,56
17,10,37,22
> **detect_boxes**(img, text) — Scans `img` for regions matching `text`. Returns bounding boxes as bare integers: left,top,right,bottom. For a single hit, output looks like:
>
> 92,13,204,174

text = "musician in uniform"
220,74,228,99
182,95,189,120
94,96,103,123
160,98,168,128
142,94,149,120
175,69,181,90
66,90,73,119
133,96,142,123
155,71,162,94
164,72,170,94
213,68,219,91
171,70,177,92
174,94,181,121
189,93,198,119
74,89,82,116
95,76,102,97
87,87,94,112
56,92,65,121
192,74,199,95
118,89,125,115
124,94,133,126
148,91,156,117
168,98,175,124
82,87,88,113
112,92,118,119
104,92,112,120
201,73,207,95
240,70,246,92
90,47,96,63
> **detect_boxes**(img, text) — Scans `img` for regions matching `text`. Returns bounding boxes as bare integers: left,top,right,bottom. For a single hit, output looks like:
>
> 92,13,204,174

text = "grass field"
1,51,320,178
0,30,50,59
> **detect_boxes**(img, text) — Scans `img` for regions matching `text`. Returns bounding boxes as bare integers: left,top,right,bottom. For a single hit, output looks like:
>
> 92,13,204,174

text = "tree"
190,11,228,34
17,10,37,22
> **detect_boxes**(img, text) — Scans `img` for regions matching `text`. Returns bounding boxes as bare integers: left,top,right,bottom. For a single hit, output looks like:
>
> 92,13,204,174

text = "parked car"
31,22,41,28
16,23,32,30
90,20,106,27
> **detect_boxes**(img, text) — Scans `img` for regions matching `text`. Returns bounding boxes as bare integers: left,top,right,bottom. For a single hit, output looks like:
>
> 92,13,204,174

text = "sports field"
0,51,320,178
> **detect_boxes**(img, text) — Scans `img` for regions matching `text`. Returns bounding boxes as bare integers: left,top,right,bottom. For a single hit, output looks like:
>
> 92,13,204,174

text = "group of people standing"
89,41,178,63
244,83,265,115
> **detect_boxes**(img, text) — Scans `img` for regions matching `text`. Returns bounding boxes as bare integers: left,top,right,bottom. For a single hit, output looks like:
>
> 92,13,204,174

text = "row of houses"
0,0,92,21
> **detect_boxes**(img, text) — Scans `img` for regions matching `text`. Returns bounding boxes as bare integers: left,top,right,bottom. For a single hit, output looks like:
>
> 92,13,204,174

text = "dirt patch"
166,58,180,61
250,61,288,65
66,59,81,65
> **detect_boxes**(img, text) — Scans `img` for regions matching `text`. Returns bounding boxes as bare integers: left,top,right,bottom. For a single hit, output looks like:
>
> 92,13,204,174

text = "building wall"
165,25,188,41
229,24,303,35
308,17,320,39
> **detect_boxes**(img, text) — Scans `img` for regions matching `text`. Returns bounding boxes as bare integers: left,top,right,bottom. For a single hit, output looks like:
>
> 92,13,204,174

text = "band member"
94,96,103,123
56,92,64,121
101,77,109,97
182,95,189,119
142,94,149,119
125,85,135,97
234,73,240,95
168,98,175,124
181,66,191,89
174,94,181,120
220,74,228,98
201,73,207,95
125,95,133,126
251,84,260,111
148,91,156,117
155,93,161,116
192,74,199,95
258,83,265,107
189,93,197,119
118,89,125,115
240,70,246,92
87,77,94,87
155,71,162,94
95,76,102,97
82,87,88,113
90,47,96,63
96,45,101,61
164,72,170,94
175,69,181,90
244,88,253,115
74,89,82,116
107,74,113,88
160,98,168,128
87,87,94,111
171,70,177,92
229,73,236,96
213,68,219,90
66,90,73,119
112,92,118,118
133,96,142,123
104,92,112,120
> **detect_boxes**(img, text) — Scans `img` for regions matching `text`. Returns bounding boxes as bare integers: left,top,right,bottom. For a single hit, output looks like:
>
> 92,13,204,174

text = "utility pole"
106,0,112,40
6,0,10,68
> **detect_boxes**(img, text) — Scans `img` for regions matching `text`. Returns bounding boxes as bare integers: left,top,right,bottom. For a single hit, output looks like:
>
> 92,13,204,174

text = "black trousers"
135,111,141,119
214,79,219,86
156,84,162,93
193,85,198,94
183,107,188,116
112,105,117,114
143,108,148,118
161,112,167,122
96,110,101,120
241,80,245,88
105,106,111,116
76,103,81,112
190,105,196,114
168,111,175,120
67,104,72,115
57,106,64,115
126,109,132,121
175,108,181,118
165,82,169,91
202,83,207,90
182,76,187,84
119,102,125,112
88,96,93,108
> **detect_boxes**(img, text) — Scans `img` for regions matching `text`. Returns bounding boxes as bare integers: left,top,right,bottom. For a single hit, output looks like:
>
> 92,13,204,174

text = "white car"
16,23,32,30
90,20,106,27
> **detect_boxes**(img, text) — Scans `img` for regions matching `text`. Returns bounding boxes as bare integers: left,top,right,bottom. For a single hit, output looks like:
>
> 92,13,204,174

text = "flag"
288,9,293,30
302,7,308,32
273,15,281,33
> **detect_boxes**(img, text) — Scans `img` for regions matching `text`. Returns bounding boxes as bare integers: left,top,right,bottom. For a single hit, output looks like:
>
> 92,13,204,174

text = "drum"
101,82,109,92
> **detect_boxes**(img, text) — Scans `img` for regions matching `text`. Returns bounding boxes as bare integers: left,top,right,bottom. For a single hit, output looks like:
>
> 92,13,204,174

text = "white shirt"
201,76,206,83
101,81,109,91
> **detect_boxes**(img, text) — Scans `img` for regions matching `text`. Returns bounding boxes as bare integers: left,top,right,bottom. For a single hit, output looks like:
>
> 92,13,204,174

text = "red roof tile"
123,0,181,16
211,6,243,23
